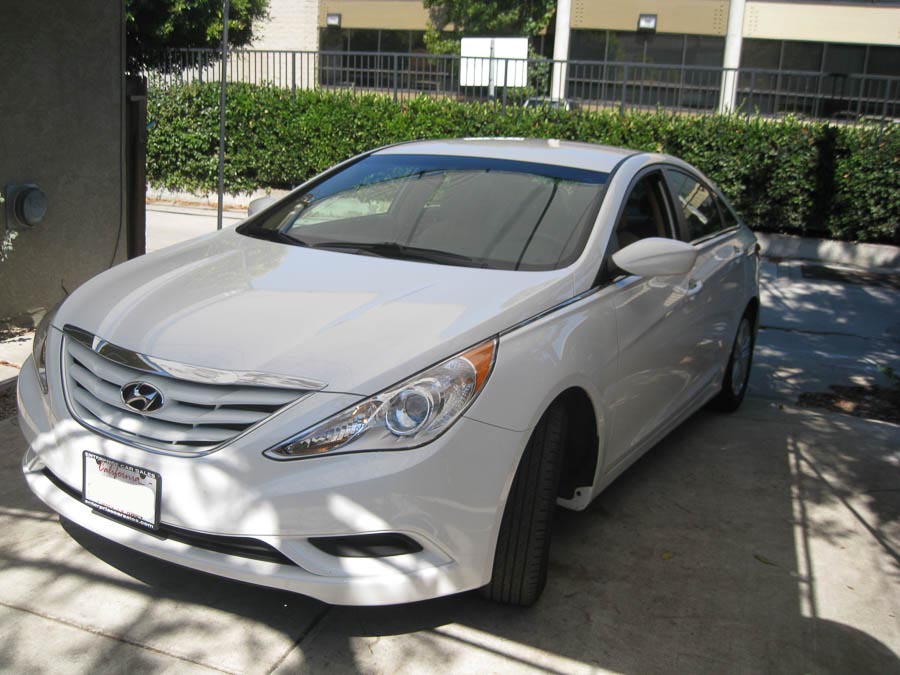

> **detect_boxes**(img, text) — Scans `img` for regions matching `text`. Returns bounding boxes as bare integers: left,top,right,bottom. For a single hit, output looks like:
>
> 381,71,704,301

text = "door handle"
686,279,704,297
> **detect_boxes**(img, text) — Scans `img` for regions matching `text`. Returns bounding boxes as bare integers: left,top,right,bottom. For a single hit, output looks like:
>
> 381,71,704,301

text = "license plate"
83,452,160,530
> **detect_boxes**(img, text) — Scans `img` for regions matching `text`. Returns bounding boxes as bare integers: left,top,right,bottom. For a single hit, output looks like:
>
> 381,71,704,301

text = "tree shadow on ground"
3,402,897,674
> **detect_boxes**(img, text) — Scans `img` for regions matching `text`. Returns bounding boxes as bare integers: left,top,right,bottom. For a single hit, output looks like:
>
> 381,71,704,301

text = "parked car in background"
523,96,581,111
19,139,759,606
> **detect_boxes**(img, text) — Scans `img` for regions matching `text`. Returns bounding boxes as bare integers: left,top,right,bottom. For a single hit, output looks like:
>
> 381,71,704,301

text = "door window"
609,173,673,254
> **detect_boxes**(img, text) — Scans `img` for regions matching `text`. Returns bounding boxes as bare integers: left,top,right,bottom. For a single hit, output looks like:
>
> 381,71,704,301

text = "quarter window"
665,170,723,242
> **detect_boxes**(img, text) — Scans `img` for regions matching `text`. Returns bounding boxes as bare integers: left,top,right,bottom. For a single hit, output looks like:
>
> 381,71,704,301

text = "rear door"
663,167,746,399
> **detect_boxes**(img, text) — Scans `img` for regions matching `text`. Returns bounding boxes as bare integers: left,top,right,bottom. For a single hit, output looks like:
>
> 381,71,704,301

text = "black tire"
711,310,756,412
482,403,567,606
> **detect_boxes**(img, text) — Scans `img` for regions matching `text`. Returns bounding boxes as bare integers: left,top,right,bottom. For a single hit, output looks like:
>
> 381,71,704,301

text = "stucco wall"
253,0,321,51
0,0,125,321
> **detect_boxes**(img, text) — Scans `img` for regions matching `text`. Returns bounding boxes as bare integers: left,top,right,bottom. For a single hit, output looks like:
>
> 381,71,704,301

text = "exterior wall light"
637,14,658,32
326,13,341,28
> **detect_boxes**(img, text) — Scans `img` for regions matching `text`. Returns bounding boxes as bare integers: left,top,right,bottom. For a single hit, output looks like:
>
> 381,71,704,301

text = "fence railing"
148,48,900,122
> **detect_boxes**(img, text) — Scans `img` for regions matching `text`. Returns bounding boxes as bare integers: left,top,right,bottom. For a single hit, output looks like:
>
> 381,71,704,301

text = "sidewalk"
146,203,244,253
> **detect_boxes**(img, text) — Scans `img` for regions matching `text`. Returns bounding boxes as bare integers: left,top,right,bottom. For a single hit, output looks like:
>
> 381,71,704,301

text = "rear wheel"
711,311,756,412
482,404,567,606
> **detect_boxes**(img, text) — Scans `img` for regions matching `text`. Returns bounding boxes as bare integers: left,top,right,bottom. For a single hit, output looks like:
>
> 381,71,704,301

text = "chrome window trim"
57,326,324,458
64,325,326,391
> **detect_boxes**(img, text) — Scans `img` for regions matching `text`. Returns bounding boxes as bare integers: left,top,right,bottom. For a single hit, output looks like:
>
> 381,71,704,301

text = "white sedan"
19,139,759,606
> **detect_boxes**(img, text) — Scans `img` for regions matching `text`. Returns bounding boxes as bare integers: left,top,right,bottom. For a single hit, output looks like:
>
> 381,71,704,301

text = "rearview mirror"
611,237,698,277
248,195,278,217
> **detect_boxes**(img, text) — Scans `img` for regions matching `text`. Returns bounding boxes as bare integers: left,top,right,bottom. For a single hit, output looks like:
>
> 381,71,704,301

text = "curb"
147,187,291,211
756,232,899,271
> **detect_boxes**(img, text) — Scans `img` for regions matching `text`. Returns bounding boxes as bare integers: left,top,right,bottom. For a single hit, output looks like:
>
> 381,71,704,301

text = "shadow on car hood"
55,229,575,395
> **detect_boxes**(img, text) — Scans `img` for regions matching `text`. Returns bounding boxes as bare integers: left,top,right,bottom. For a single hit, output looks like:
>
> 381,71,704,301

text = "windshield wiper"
312,241,479,266
240,225,310,247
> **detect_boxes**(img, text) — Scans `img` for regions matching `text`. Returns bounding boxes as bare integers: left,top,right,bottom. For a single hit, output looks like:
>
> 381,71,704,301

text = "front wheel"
481,404,567,606
711,312,756,412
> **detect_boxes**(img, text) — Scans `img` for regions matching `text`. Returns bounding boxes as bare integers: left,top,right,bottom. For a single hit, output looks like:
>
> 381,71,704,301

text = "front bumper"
18,356,527,606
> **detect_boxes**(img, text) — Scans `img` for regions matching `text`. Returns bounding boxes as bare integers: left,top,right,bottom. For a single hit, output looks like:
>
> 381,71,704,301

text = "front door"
604,170,706,471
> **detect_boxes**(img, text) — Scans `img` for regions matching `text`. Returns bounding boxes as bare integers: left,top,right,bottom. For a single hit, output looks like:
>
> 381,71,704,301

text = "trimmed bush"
147,83,899,244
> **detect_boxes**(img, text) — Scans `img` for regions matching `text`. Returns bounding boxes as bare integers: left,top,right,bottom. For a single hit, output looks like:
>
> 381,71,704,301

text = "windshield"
238,153,609,270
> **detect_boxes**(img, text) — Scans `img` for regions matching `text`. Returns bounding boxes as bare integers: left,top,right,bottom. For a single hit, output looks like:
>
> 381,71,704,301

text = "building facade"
306,0,899,78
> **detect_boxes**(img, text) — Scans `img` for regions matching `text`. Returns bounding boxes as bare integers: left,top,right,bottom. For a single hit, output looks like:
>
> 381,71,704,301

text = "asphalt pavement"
0,205,897,674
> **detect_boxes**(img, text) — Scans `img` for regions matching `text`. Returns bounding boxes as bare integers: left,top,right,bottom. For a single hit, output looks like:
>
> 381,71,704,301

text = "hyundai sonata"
19,139,759,606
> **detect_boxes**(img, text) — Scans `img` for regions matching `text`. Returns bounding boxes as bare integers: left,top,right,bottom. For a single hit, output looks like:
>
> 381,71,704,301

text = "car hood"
55,229,575,395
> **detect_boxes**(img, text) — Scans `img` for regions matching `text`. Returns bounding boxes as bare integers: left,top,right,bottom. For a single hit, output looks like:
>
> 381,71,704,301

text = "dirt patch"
799,384,900,425
0,386,17,421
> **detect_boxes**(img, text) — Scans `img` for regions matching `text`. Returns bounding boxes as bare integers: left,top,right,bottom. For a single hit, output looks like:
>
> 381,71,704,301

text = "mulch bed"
799,384,900,425
0,324,31,342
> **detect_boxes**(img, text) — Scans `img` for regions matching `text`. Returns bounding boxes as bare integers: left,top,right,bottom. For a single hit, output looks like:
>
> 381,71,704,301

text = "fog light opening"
310,533,423,558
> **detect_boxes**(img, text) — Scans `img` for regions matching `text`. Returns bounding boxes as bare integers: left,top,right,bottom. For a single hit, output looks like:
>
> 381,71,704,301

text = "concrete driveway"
1,213,897,673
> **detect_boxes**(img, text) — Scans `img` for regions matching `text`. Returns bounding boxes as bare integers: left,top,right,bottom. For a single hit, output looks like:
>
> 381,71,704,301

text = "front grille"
62,327,313,455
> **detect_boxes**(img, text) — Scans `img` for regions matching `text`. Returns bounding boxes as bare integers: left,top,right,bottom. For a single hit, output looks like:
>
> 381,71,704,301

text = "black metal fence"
149,48,900,122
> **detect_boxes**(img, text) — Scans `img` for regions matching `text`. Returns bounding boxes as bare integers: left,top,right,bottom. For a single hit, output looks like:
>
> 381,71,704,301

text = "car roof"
374,138,638,174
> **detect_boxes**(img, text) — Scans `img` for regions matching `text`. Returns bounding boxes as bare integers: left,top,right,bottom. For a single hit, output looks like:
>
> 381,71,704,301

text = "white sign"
460,37,529,88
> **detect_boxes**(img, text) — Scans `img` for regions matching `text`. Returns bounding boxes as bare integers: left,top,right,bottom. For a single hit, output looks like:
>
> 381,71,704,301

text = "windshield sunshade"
239,154,610,270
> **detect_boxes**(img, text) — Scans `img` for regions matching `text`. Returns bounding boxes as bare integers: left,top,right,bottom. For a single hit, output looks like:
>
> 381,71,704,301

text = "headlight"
32,299,62,394
264,337,497,460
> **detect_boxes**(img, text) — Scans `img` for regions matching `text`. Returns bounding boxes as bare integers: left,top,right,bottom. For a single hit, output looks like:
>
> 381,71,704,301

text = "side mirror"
248,195,278,217
611,237,698,277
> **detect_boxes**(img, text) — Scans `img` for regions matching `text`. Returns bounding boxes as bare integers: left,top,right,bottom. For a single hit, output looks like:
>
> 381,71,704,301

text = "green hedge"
147,83,899,244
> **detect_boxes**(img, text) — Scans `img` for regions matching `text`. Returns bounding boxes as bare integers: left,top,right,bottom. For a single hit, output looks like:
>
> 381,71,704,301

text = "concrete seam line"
0,599,237,675
264,605,331,675
797,451,900,567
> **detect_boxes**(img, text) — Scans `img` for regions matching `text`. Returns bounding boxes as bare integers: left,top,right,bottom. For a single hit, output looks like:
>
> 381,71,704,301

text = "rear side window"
665,170,723,242
717,195,740,230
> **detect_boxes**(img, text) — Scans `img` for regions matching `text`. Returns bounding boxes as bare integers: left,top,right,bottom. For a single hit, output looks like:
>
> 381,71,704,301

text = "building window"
644,33,686,66
781,41,823,72
608,31,647,63
570,30,607,61
684,35,725,67
824,43,866,75
740,38,780,69
318,28,431,54
571,30,724,69
867,46,900,76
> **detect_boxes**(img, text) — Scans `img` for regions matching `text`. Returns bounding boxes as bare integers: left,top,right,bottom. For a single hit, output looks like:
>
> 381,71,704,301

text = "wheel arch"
550,387,600,502
746,295,761,330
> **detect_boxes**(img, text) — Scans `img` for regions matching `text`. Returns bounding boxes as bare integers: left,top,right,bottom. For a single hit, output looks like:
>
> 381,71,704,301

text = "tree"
126,0,269,74
423,0,556,54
